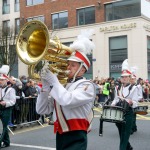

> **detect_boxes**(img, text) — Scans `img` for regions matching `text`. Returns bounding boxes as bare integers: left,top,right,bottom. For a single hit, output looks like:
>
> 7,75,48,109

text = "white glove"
41,69,59,86
41,78,51,91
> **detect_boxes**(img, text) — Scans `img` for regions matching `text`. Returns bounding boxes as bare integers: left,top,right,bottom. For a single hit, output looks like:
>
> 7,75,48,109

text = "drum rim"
100,118,124,123
103,105,125,111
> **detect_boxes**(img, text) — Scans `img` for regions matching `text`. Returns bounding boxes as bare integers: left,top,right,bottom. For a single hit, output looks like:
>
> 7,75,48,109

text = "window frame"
26,0,44,6
3,0,10,14
105,0,141,21
2,20,10,36
14,0,20,12
15,18,20,35
77,6,95,26
51,11,68,30
26,15,45,23
109,35,128,77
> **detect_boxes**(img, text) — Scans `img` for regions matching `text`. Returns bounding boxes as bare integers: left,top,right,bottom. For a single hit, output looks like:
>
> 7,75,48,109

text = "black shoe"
126,145,133,150
131,128,137,134
128,146,133,150
130,130,134,135
133,128,137,132
1,143,10,148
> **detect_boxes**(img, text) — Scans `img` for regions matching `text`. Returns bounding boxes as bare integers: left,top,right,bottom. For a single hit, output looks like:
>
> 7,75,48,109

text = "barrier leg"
7,126,14,135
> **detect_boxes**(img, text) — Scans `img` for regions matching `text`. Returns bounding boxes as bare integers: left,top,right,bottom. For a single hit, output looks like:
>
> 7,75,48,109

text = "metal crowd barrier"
8,97,44,135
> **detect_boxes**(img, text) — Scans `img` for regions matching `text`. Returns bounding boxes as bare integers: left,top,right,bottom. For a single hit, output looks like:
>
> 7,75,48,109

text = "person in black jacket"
20,77,31,123
27,80,38,121
12,79,25,124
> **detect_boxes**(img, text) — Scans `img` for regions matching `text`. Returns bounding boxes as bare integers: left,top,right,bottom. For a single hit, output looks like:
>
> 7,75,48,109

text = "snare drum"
101,105,125,123
134,105,148,115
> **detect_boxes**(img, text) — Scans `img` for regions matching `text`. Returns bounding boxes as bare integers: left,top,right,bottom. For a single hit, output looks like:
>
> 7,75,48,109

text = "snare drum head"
103,105,124,111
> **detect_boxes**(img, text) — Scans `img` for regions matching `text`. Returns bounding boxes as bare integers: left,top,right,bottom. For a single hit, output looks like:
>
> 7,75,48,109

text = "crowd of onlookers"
92,77,150,107
7,75,150,127
7,75,42,127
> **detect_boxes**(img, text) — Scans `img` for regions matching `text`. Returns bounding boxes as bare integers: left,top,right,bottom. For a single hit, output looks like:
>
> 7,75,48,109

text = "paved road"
3,102,150,150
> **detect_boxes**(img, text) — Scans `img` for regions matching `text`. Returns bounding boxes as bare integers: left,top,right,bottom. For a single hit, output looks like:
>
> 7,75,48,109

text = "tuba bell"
16,20,72,84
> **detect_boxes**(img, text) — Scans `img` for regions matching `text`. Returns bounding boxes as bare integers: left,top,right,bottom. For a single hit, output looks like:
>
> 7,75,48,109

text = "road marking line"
93,108,101,112
12,125,49,134
11,143,56,150
137,114,150,120
94,115,101,117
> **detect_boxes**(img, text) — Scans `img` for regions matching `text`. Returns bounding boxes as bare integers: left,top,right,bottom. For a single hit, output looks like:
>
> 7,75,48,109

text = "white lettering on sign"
100,23,136,32
110,64,122,71
143,24,150,30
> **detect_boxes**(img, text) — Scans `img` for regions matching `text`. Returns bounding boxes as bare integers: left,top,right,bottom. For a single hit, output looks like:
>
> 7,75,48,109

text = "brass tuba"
16,20,72,84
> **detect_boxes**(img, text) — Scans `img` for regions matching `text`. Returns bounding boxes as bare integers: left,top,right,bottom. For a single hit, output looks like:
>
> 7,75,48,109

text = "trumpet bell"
16,20,72,84
16,21,49,65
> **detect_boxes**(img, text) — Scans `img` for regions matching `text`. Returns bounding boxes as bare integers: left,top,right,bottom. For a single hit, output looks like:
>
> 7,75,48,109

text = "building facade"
0,0,20,76
15,0,150,79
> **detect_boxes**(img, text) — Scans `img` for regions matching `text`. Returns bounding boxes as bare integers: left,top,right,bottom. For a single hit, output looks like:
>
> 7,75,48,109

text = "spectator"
12,79,25,124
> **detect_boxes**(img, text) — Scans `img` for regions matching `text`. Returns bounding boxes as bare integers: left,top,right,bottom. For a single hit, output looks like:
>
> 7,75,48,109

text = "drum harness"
116,84,136,114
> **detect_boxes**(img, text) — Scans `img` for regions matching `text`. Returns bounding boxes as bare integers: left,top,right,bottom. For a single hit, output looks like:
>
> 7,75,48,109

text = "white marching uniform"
36,78,95,134
137,84,143,101
112,84,139,150
0,86,16,107
112,84,139,108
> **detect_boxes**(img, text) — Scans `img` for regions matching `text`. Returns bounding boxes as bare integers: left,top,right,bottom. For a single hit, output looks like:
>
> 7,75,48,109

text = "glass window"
26,0,44,6
27,16,44,23
109,36,127,77
3,0,10,14
15,18,20,35
33,0,44,5
3,0,10,4
105,0,141,21
15,0,20,12
3,20,10,36
77,6,95,26
26,0,32,5
52,12,68,29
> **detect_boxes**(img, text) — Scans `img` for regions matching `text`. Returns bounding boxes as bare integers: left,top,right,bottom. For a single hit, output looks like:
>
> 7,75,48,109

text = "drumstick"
103,98,111,106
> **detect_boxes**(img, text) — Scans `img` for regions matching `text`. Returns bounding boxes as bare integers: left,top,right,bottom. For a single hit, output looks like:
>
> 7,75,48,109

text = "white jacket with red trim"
36,78,96,134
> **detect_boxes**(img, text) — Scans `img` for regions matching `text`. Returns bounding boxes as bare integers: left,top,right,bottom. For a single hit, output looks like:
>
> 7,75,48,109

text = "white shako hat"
130,66,138,79
121,59,131,76
0,65,10,80
68,29,95,71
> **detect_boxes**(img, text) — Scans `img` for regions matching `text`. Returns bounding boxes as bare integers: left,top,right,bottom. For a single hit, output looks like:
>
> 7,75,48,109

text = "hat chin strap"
71,62,83,83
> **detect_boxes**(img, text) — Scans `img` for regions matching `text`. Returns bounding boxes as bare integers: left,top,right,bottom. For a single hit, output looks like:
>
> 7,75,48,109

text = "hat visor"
131,76,136,79
67,56,83,63
121,73,131,77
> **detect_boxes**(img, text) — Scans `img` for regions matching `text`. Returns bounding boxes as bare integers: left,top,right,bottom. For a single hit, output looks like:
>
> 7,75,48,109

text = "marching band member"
0,65,16,148
111,59,139,150
36,30,96,150
130,66,139,134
